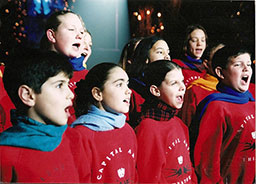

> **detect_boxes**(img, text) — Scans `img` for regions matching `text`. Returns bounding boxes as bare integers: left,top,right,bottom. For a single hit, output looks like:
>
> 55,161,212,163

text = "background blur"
0,0,255,70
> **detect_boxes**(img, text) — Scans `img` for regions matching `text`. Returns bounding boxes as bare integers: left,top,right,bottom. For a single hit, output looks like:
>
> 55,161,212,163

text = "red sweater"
125,89,145,128
194,100,255,183
0,127,90,183
172,59,206,87
68,69,89,125
74,123,138,183
0,65,15,133
179,74,218,127
136,116,197,183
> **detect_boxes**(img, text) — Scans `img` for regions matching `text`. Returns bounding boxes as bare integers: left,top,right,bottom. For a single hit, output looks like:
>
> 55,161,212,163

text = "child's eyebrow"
51,79,68,84
112,78,126,83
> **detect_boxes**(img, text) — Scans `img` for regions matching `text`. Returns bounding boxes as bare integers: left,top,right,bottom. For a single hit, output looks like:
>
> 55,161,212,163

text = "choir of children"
0,9,255,183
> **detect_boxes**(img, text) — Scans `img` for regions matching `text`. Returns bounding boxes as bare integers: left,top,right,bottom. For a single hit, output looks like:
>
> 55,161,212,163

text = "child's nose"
126,87,132,95
164,54,171,60
67,88,75,100
180,82,186,91
76,32,83,39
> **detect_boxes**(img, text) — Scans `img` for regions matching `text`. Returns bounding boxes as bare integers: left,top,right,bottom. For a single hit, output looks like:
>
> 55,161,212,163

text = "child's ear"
215,66,225,79
46,29,56,43
18,85,36,107
91,87,103,101
150,85,161,97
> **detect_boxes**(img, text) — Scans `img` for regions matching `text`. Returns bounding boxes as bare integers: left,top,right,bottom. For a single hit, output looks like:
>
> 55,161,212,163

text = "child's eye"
157,51,163,54
68,29,75,31
170,81,177,85
234,63,241,67
56,83,63,88
116,83,122,87
190,39,197,42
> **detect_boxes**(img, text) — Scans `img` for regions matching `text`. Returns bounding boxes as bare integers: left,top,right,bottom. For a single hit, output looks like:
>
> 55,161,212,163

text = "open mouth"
241,75,249,84
64,106,72,117
177,95,184,103
195,49,202,54
123,98,130,105
72,43,81,49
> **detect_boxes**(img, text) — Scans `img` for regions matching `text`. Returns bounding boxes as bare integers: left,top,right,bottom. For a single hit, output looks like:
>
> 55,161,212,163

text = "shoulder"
172,58,187,68
0,145,23,166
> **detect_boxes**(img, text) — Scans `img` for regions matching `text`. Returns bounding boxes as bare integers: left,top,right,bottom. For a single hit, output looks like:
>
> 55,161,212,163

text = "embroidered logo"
117,168,125,178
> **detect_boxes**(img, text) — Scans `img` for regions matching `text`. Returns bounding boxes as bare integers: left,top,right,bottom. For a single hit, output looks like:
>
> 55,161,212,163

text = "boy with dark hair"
0,48,90,183
193,45,255,183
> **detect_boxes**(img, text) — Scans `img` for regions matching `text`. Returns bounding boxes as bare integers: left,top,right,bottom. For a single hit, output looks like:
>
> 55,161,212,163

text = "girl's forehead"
190,29,205,37
107,67,128,80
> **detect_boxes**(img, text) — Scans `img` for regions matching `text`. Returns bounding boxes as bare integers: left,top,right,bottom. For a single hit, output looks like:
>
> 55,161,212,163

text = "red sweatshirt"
194,100,255,183
172,59,206,87
136,116,197,183
68,69,89,124
179,74,218,127
74,123,138,183
0,127,90,183
0,65,15,133
125,89,145,128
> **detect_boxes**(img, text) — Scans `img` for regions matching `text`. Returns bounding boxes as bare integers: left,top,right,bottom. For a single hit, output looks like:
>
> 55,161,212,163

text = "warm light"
137,15,142,21
15,22,19,26
5,9,9,13
236,11,240,16
133,12,138,16
156,28,160,32
146,10,150,15
160,25,164,30
157,12,161,17
5,51,8,56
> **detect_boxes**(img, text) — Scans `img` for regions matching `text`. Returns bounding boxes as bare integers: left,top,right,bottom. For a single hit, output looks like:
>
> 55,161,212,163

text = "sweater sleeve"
136,119,167,183
194,102,226,184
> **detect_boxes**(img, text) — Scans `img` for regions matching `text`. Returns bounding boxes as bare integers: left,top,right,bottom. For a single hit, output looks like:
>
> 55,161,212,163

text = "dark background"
128,0,255,59
0,0,255,64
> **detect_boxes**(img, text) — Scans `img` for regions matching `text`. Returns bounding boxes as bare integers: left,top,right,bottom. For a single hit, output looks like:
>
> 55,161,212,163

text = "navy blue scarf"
69,56,85,71
183,55,203,71
197,82,255,121
0,110,67,151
